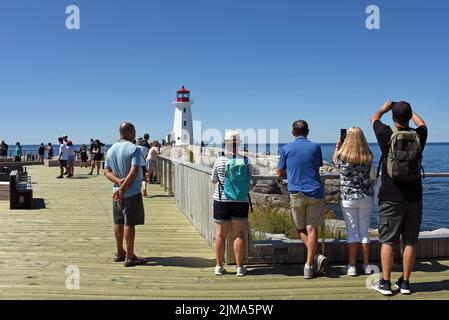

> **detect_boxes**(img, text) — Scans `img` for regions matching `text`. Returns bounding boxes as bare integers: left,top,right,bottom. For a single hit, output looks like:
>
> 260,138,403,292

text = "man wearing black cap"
370,100,427,295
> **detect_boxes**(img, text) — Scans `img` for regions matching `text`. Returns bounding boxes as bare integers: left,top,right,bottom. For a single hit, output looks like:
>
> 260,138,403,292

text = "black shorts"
213,200,249,223
141,166,147,177
94,154,104,161
59,160,67,168
113,193,145,226
378,200,423,246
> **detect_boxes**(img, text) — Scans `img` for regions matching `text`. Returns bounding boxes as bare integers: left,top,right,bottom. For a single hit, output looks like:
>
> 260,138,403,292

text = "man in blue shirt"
104,122,146,267
277,120,327,279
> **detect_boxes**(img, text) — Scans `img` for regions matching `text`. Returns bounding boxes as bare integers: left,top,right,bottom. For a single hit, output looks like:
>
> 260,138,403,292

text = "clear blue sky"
1,0,448,144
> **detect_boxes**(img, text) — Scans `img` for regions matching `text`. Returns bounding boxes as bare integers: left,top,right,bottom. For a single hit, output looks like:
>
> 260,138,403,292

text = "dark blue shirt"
278,136,324,198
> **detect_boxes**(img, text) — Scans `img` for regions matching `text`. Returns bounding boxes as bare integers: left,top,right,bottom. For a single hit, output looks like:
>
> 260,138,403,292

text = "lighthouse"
172,86,194,146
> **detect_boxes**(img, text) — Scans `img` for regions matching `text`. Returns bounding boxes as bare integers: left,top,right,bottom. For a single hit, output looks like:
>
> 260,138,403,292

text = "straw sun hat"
224,131,242,143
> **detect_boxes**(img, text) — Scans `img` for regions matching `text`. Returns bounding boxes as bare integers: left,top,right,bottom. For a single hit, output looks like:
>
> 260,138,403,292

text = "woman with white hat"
211,131,252,277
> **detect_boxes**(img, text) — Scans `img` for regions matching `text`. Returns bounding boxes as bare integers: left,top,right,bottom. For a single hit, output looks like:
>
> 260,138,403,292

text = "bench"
10,170,33,209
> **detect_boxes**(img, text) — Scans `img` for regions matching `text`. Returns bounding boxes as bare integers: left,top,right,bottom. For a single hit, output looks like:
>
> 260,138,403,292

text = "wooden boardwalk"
0,166,448,299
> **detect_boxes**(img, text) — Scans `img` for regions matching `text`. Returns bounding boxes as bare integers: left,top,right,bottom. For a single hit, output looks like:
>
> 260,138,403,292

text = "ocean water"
6,143,449,231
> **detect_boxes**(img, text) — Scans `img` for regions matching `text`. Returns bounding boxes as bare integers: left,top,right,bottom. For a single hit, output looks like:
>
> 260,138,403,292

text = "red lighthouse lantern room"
176,86,190,102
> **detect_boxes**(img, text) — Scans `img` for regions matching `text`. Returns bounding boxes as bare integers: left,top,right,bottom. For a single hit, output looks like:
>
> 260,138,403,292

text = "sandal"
124,254,147,267
114,250,126,262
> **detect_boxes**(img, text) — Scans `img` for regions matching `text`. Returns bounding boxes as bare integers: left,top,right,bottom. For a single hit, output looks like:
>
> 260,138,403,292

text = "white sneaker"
304,265,314,279
236,266,248,277
346,265,357,276
214,265,224,275
363,264,373,274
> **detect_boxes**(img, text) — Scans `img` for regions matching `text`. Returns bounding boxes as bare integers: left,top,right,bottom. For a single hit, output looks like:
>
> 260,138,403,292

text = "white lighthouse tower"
172,86,194,146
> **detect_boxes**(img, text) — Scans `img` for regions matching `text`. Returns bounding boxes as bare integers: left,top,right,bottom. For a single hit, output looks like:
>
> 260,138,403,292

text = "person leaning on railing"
332,127,374,277
370,100,427,296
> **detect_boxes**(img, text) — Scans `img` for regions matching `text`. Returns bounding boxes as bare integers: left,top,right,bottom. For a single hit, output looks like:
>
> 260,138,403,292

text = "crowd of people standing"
101,100,428,298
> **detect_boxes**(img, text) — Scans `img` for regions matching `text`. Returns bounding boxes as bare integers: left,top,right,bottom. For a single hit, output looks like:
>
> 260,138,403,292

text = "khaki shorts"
289,193,325,229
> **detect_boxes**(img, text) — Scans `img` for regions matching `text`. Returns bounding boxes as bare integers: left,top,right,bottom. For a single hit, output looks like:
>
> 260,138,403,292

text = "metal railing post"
168,160,173,196
163,160,168,192
321,177,326,256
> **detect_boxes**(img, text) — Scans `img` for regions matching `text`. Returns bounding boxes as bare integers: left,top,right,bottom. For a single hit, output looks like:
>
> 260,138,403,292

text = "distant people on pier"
333,127,374,277
89,138,96,165
66,141,75,178
38,143,45,163
147,141,160,184
14,142,22,162
104,122,146,267
370,100,427,296
47,142,54,160
79,144,89,168
277,120,328,279
211,131,253,277
89,139,104,175
0,140,8,158
143,133,151,149
56,137,68,179
136,137,149,197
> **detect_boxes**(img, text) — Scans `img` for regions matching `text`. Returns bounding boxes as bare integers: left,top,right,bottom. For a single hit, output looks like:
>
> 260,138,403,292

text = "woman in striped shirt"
211,131,252,277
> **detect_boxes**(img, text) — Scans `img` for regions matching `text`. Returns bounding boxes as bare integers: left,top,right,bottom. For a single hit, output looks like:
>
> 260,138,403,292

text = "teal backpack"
218,157,253,210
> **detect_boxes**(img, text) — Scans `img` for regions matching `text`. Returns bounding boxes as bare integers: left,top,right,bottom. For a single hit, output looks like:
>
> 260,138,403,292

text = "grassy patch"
249,204,298,240
249,202,356,240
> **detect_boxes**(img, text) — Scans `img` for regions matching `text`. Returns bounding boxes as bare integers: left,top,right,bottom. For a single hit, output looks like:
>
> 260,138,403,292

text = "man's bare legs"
381,243,394,281
124,226,136,259
402,245,416,281
298,226,318,267
114,224,125,255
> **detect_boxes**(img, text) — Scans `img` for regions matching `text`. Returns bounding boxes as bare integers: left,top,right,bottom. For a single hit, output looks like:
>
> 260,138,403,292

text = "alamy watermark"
366,5,381,30
65,265,80,289
66,5,80,30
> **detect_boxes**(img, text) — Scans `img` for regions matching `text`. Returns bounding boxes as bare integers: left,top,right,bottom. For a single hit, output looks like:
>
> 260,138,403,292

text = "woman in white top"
136,138,149,197
146,141,160,183
211,131,252,277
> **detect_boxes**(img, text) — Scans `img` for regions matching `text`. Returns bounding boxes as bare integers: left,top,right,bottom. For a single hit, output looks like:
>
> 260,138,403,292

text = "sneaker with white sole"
214,265,224,275
372,279,393,296
313,254,328,275
394,277,411,295
236,266,248,277
304,265,314,279
362,264,374,275
346,265,357,276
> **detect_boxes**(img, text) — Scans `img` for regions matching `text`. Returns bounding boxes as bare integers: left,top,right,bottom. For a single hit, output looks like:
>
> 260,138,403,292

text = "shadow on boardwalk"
142,256,216,268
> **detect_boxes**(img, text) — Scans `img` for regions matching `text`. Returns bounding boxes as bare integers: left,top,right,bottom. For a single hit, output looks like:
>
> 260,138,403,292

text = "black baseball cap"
392,101,413,123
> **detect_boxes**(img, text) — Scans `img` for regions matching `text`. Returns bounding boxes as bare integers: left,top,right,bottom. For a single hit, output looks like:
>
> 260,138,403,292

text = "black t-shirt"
38,146,45,155
373,120,428,203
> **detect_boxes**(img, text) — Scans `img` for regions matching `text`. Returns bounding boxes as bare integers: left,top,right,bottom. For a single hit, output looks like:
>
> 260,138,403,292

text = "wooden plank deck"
0,166,448,300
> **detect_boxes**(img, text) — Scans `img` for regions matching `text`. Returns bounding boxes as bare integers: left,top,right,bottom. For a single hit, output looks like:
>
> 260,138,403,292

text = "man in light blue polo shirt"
277,120,327,279
104,122,146,267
